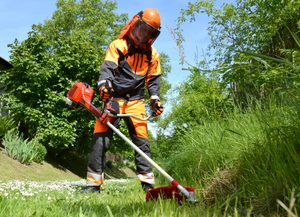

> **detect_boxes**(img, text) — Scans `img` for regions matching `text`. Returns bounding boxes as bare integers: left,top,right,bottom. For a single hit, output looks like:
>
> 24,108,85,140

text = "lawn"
0,179,209,217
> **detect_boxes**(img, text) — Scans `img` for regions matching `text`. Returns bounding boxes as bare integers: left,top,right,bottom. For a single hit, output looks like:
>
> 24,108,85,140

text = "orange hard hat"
142,8,161,30
119,8,161,48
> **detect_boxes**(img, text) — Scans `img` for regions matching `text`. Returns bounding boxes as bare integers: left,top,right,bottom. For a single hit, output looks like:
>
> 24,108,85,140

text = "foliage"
158,66,232,141
3,130,47,164
157,1,300,212
174,0,300,105
0,0,127,152
176,0,300,63
159,0,300,145
0,117,15,139
157,53,172,103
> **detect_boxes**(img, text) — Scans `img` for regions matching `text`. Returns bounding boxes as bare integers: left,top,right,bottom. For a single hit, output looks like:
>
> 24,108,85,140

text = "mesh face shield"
131,19,160,47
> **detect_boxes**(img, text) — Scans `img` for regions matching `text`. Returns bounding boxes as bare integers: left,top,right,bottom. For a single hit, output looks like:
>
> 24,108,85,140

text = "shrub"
3,130,47,164
0,116,15,139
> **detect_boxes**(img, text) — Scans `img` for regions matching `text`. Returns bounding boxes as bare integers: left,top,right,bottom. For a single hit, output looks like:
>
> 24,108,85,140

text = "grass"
0,146,253,216
156,102,300,216
0,147,216,216
0,148,80,181
0,99,299,216
0,179,217,217
0,176,297,216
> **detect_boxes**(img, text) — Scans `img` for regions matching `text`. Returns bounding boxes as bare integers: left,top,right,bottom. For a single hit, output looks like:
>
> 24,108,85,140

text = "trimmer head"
146,186,197,204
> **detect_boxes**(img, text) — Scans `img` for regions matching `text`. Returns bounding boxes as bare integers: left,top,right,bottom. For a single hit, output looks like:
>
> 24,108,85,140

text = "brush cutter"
65,82,197,204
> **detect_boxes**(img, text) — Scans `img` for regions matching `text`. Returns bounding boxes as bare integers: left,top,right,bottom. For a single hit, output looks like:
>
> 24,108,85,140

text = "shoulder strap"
145,46,152,64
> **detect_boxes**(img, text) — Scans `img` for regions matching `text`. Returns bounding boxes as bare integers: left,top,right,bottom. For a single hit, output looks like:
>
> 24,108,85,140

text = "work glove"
150,98,164,116
99,80,113,102
100,100,119,124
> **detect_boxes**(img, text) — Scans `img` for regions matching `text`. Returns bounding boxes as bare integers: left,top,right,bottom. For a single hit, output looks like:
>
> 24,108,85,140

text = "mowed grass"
0,148,81,181
0,179,215,217
0,148,210,217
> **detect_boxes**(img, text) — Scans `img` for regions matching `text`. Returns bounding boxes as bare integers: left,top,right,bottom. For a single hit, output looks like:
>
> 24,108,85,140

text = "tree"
1,0,127,152
158,65,230,136
174,0,300,106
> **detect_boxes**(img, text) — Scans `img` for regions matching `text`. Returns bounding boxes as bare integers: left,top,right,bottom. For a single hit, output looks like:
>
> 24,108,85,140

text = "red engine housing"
67,82,93,104
66,82,101,118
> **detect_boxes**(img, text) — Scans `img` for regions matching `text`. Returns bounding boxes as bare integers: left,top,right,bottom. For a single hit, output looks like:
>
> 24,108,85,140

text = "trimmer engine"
66,82,102,118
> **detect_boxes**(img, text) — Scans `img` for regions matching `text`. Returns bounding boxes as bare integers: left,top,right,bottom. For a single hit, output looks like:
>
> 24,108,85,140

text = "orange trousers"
94,99,148,138
86,99,154,186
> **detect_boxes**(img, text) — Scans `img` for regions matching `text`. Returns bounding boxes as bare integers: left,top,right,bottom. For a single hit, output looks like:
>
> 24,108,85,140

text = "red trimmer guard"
146,186,195,203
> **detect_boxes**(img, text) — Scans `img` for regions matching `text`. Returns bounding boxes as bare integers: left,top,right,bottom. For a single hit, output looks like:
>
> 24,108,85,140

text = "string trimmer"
65,82,197,204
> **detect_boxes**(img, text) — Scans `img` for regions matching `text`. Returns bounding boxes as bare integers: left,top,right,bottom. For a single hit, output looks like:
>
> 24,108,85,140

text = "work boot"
78,185,100,193
141,182,154,192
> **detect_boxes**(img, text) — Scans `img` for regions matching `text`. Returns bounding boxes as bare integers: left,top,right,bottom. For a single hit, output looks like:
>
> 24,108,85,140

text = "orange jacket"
98,37,161,100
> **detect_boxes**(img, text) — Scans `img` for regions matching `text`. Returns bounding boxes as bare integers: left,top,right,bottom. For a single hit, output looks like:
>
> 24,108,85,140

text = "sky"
0,0,211,87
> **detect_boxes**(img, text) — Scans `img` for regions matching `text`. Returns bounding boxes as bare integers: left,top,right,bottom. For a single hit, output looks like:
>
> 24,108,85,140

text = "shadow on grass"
45,150,133,179
45,150,87,178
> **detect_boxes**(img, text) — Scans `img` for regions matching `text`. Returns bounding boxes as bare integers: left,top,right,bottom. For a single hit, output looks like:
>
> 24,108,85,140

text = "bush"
0,116,15,139
3,130,47,164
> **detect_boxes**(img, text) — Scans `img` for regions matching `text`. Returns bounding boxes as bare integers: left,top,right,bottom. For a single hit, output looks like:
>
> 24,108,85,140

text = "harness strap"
123,37,152,73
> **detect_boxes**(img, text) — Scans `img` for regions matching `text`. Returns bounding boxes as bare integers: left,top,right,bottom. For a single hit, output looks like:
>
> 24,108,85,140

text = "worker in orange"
80,8,164,193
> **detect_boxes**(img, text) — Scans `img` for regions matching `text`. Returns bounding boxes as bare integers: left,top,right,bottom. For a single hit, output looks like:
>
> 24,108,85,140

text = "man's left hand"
150,99,164,116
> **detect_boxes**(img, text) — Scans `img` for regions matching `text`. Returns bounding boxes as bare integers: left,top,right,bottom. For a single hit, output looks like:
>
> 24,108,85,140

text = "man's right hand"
99,80,113,101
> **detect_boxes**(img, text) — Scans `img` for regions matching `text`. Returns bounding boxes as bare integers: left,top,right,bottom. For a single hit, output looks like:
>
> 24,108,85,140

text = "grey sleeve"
98,60,118,87
147,75,161,97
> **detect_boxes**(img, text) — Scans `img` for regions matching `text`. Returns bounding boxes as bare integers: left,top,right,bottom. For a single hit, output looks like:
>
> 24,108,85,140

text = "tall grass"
3,130,47,164
159,98,300,215
235,102,300,213
0,116,15,139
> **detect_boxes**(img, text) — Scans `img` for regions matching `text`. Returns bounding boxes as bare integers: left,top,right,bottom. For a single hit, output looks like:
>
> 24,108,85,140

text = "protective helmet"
119,8,161,48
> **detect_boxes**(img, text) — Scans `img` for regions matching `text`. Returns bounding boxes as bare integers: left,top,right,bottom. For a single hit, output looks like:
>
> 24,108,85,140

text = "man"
81,8,164,193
